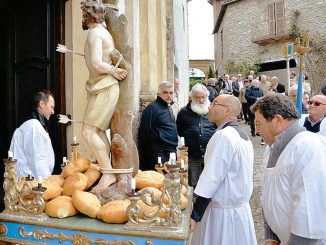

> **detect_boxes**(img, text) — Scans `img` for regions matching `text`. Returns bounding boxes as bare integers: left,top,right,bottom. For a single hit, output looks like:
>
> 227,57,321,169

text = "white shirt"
191,126,257,245
262,131,326,244
9,119,55,179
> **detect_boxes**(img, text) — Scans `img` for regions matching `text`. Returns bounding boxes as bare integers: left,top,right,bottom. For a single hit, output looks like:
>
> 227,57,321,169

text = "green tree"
208,66,215,78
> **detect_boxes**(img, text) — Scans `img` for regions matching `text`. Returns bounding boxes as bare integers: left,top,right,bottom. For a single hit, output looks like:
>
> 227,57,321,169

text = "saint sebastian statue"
80,0,128,192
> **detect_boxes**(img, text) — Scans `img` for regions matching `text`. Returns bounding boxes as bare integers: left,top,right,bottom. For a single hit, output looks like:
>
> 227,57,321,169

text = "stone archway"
189,59,215,78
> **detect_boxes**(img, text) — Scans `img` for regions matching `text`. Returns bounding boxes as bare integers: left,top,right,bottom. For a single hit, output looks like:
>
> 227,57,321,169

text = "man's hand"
190,218,197,232
113,68,127,81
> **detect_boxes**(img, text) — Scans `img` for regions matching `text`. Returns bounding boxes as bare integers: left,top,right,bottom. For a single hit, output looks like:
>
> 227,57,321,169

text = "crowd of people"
138,72,326,245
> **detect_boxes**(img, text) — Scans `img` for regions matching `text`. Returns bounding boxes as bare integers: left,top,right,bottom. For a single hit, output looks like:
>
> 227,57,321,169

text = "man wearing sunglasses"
302,95,326,136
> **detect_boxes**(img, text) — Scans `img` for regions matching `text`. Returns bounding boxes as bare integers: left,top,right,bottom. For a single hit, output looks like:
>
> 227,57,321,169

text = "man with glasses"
302,95,326,136
190,94,257,245
176,83,216,187
251,93,326,245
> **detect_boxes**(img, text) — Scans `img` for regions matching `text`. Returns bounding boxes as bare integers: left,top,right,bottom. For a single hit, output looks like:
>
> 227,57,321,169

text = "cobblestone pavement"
239,119,265,245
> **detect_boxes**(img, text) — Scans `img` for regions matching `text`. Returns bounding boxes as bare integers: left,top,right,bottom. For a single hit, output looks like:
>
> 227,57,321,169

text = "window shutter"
268,3,276,35
275,1,285,34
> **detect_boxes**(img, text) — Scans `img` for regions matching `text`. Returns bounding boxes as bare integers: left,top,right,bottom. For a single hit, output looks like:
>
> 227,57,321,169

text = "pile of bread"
26,158,188,224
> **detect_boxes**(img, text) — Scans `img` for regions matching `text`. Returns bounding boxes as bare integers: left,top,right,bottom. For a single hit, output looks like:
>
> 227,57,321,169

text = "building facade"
209,0,326,94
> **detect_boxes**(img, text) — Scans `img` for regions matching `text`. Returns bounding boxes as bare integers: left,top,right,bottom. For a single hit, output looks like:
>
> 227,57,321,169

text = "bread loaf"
72,190,101,218
84,164,101,190
45,196,78,218
46,175,65,187
97,199,130,223
62,173,88,196
62,164,81,179
134,170,164,189
71,157,90,172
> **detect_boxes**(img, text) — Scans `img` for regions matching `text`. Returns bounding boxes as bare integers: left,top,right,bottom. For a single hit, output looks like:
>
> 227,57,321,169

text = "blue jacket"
176,102,217,157
245,86,263,106
138,96,178,152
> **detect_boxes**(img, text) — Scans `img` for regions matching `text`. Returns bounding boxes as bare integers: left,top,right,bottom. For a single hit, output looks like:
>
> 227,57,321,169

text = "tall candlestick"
73,136,77,144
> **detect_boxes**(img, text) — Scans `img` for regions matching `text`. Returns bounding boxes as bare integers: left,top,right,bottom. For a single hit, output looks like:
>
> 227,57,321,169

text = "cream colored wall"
65,0,89,159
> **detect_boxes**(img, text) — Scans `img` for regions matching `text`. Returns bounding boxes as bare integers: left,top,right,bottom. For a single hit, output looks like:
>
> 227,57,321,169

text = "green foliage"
224,60,261,76
189,77,204,91
291,10,300,39
208,66,215,78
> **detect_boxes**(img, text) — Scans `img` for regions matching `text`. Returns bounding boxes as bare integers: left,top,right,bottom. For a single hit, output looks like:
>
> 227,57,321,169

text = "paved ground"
239,119,265,244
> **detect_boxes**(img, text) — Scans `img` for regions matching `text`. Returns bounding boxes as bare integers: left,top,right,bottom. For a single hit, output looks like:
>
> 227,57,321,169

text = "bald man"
302,95,326,136
190,95,257,245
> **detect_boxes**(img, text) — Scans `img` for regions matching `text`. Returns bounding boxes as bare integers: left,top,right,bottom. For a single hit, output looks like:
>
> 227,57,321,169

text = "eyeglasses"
307,101,326,106
211,101,229,107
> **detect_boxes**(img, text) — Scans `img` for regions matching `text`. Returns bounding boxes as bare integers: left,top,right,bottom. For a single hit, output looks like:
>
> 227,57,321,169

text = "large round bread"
72,190,101,218
46,175,65,187
97,199,130,223
134,171,164,189
84,164,101,190
62,164,81,179
62,173,88,196
71,157,90,172
45,196,78,218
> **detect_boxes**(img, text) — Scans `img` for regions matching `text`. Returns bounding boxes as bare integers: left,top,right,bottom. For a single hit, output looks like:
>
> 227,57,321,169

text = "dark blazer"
276,83,285,93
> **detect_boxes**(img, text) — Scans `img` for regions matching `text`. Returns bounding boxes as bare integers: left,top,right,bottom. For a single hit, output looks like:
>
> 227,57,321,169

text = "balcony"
252,32,293,45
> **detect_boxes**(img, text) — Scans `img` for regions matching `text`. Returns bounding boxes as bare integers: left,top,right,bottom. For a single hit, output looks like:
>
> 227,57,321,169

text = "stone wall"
213,0,326,94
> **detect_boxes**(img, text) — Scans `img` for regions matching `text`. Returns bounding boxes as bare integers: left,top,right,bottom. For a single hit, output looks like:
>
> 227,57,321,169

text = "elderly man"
10,90,55,179
288,85,307,114
138,81,178,170
302,94,326,136
252,94,326,245
259,74,272,96
176,83,216,187
271,76,285,93
190,94,257,245
245,79,263,136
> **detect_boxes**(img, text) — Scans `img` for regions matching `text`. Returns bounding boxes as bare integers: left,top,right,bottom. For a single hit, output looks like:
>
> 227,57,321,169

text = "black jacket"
176,101,217,157
138,96,178,152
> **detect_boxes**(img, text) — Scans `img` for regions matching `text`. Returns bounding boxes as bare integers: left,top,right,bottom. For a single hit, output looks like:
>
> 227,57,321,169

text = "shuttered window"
268,1,285,35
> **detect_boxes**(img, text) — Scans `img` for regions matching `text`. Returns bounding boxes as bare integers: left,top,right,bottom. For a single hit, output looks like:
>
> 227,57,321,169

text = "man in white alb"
252,93,326,245
190,94,257,245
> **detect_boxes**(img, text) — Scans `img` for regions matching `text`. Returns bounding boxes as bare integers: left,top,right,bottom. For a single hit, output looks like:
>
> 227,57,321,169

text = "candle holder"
125,163,183,231
2,158,48,221
71,143,81,161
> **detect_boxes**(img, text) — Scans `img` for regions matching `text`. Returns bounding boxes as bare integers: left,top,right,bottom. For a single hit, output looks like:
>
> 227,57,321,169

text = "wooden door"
0,0,66,210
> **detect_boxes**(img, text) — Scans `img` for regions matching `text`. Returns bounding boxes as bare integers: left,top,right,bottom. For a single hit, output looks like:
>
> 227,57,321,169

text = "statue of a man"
81,0,127,192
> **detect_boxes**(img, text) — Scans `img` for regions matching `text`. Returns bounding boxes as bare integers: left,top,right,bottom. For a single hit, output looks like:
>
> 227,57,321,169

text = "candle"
180,137,185,146
158,157,162,167
181,159,185,170
170,152,176,165
63,157,67,163
37,176,43,189
73,136,77,144
8,151,13,159
131,178,136,195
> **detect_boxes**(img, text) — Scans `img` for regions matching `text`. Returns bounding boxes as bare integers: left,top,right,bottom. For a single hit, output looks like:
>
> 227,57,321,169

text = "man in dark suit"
271,76,285,93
